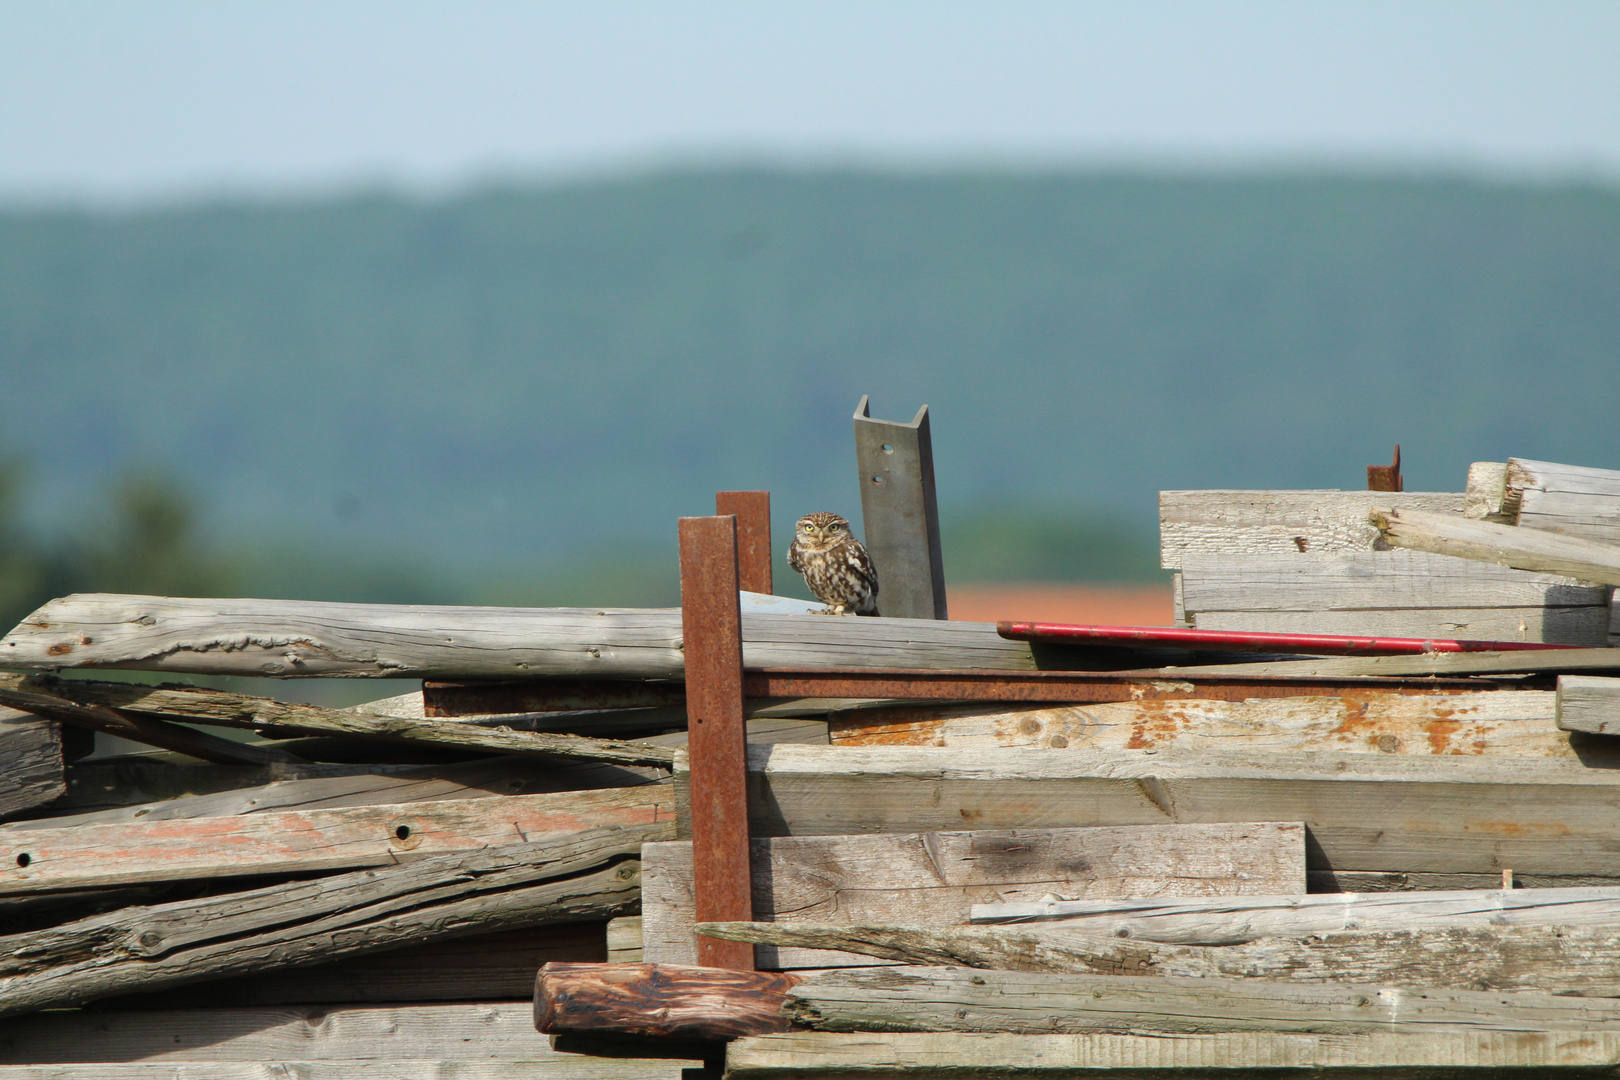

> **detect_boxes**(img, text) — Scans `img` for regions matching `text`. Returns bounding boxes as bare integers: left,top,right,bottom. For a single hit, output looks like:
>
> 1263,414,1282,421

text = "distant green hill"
2,168,1617,608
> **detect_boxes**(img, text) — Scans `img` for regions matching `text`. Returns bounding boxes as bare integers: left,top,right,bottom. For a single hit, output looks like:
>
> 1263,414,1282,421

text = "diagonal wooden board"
681,744,1620,877
0,709,64,819
642,823,1304,969
0,785,672,893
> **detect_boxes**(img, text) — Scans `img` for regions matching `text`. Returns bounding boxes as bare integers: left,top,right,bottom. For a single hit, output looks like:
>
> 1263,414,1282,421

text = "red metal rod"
998,622,1588,657
678,515,755,971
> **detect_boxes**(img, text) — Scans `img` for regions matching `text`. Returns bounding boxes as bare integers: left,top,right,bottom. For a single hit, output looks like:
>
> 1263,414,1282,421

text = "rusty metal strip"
716,490,773,596
1368,444,1403,492
679,515,755,971
422,679,685,716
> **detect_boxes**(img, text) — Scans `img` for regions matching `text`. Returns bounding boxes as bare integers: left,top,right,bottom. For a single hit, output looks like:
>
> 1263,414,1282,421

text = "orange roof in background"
947,582,1174,627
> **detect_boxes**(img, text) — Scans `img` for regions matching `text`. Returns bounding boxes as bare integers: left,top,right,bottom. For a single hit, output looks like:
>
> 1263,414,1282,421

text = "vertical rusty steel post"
853,395,947,619
678,515,755,971
716,491,772,595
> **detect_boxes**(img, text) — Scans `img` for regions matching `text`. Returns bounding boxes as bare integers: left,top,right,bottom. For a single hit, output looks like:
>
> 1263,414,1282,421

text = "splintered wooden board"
0,785,673,893
824,690,1587,758
1509,458,1620,542
642,823,1304,969
0,709,65,819
685,744,1620,877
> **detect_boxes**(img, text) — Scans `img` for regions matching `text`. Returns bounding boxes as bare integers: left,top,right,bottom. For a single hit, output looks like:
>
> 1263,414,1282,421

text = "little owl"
788,511,879,616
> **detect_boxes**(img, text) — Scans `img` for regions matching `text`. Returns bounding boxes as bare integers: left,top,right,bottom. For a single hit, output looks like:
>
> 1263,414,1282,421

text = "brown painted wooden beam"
679,515,754,970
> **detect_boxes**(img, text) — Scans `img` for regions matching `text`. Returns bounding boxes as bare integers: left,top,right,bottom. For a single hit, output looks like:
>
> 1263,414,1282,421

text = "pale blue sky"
4,1,1618,204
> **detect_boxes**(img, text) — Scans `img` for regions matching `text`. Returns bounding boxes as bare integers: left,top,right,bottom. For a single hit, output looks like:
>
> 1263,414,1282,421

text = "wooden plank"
0,785,672,893
607,915,644,963
680,515,755,970
1126,646,1620,679
15,675,679,769
1193,605,1612,641
0,594,1035,678
970,885,1620,942
1374,506,1620,587
1180,549,1607,613
643,824,1304,969
4,757,661,831
727,1030,1620,1077
1158,489,1465,568
0,1065,701,1080
0,825,657,1019
0,1003,687,1064
1464,461,1511,520
689,744,1620,876
698,920,1620,996
823,690,1589,758
782,965,1620,1036
1557,674,1620,734
0,709,64,819
100,923,607,1007
1508,457,1620,541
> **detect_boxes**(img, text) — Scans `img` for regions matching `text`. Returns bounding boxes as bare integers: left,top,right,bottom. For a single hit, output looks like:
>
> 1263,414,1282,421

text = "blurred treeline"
0,458,1159,635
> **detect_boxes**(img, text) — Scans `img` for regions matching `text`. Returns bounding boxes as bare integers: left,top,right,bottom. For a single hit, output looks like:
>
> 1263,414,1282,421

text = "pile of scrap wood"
2,458,1620,1077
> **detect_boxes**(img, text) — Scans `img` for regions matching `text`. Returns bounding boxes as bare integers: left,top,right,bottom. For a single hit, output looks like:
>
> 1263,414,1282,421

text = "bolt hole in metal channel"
871,475,886,485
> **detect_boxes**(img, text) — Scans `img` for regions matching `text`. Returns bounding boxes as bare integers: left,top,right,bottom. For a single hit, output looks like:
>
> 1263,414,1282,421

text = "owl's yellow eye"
802,523,813,531
828,523,841,531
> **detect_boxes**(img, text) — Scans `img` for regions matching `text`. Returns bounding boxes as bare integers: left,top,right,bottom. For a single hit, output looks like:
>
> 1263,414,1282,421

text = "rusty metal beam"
678,515,754,971
1368,444,1403,492
716,491,772,596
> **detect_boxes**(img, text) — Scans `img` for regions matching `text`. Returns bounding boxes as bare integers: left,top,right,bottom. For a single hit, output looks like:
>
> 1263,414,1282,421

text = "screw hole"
871,475,885,485
15,853,30,868
881,444,894,453
394,826,411,841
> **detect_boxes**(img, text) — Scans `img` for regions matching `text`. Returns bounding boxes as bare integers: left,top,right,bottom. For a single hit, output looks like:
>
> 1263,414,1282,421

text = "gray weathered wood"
2,756,659,831
823,690,1582,758
0,824,659,1020
970,885,1620,943
1158,489,1465,568
697,921,1620,996
1373,506,1620,587
727,1030,1620,1077
102,923,608,1007
1508,457,1620,541
1125,646,1620,679
688,744,1620,876
643,824,1304,969
1179,551,1611,643
0,1002,684,1064
607,915,644,963
15,675,678,768
783,965,1620,1035
0,594,1034,678
1557,674,1620,735
0,709,64,820
0,1065,695,1079
0,785,671,892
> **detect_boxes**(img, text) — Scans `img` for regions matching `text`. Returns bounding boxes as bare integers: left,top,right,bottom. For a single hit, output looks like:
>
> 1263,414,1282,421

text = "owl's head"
795,511,854,550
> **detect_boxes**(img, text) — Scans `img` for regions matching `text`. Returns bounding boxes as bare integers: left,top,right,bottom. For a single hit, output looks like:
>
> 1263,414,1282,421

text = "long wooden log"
824,690,1585,758
7,674,678,769
0,710,65,819
782,965,1620,1035
643,824,1305,969
0,680,304,766
0,824,657,1019
690,744,1620,876
696,921,1620,995
1372,506,1620,587
535,962,800,1040
0,594,1035,678
727,1030,1620,1077
0,785,672,893
969,886,1620,943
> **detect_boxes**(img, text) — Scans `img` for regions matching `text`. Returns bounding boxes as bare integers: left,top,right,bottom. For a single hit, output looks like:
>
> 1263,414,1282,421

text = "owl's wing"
787,542,805,573
847,541,878,597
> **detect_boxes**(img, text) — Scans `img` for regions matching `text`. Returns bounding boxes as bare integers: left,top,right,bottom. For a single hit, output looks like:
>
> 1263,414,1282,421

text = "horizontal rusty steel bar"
427,667,1510,715
999,621,1588,657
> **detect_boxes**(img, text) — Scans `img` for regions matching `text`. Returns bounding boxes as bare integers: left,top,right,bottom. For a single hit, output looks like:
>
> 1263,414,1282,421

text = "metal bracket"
853,396,947,620
1368,445,1403,492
